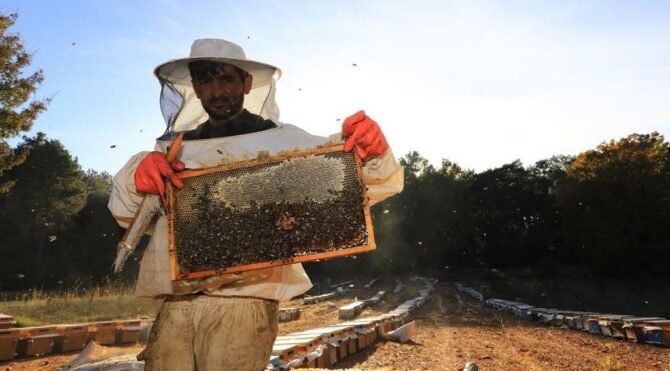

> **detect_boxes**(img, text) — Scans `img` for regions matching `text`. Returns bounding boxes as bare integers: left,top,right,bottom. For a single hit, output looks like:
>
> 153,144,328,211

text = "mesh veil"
155,40,282,134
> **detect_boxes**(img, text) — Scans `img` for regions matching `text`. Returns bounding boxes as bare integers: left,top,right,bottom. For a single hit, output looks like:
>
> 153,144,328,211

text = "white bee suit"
107,38,403,370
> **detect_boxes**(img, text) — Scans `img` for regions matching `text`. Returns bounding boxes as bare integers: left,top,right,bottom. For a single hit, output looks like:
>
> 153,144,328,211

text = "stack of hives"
0,319,153,362
338,300,366,320
267,277,437,370
0,314,15,330
365,290,386,306
364,277,381,289
457,284,670,347
329,279,356,290
278,308,301,322
393,279,405,294
389,287,433,315
455,282,484,302
338,290,387,320
302,292,336,305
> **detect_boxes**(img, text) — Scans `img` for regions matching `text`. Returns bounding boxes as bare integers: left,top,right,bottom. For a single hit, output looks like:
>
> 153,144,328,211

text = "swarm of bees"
173,152,367,274
176,187,366,273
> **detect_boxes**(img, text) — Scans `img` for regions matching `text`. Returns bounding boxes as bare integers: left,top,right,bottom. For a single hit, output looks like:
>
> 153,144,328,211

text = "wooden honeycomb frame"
166,145,375,281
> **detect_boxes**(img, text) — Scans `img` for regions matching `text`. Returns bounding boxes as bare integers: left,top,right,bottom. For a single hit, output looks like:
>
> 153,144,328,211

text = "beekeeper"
108,38,403,371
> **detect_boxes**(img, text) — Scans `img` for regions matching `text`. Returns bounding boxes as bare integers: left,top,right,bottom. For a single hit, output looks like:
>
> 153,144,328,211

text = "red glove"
342,110,389,162
135,151,185,206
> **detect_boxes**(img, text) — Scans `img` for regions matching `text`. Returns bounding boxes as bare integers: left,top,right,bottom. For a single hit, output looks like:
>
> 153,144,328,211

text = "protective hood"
154,39,282,133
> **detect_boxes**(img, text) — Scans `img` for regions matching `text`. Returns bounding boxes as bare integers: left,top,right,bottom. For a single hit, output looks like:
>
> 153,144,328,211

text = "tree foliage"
70,170,124,283
0,12,48,193
555,132,670,273
0,133,86,287
314,132,670,281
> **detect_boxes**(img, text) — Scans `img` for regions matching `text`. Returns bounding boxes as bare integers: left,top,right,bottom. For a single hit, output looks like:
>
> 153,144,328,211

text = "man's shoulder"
157,128,201,141
156,131,179,141
240,110,277,130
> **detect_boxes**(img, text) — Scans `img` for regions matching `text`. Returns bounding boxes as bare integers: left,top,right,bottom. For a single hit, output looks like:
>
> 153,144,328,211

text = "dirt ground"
3,279,670,370
335,284,670,370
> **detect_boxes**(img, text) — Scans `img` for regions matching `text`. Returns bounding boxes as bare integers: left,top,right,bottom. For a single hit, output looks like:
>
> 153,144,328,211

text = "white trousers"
139,295,278,371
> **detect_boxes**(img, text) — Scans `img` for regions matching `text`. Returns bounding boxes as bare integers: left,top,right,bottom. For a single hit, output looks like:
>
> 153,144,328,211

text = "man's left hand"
342,110,389,162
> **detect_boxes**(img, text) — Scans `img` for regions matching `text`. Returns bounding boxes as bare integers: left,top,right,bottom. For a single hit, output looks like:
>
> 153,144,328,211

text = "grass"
601,357,624,371
0,284,161,327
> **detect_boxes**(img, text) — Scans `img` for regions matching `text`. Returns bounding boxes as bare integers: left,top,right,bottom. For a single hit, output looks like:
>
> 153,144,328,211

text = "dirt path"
0,344,144,371
4,280,670,370
336,283,670,370
278,280,421,336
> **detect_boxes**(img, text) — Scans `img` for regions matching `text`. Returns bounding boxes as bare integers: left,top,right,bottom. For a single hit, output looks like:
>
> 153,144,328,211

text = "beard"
203,92,245,121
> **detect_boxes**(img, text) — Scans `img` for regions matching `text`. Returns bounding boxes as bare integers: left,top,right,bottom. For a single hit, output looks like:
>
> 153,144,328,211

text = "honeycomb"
168,147,372,279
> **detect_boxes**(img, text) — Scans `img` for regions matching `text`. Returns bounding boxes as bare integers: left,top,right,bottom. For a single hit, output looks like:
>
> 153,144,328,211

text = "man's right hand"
135,151,185,206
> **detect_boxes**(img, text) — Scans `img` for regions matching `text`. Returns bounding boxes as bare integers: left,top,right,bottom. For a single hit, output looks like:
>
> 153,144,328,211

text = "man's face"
191,62,253,121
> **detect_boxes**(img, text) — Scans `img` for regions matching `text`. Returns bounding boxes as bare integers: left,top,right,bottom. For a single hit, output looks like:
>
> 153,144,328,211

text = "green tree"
526,155,574,268
554,132,670,274
69,170,125,283
341,151,433,275
366,152,475,273
399,150,433,184
530,155,575,184
469,160,554,267
0,133,86,287
0,12,48,193
85,169,113,197
407,159,475,269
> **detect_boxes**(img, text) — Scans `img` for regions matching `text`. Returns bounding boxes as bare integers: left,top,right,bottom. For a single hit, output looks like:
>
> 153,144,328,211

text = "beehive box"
0,328,20,361
276,334,325,368
311,344,328,368
291,328,339,366
88,321,119,345
564,312,595,329
325,336,347,362
270,343,296,365
116,320,143,344
339,301,366,319
323,324,358,356
278,308,301,322
17,326,60,357
55,324,89,352
597,315,634,338
0,314,15,330
318,325,354,360
167,145,375,280
586,317,602,334
622,317,666,342
303,292,336,305
273,335,320,356
348,322,377,349
641,320,670,346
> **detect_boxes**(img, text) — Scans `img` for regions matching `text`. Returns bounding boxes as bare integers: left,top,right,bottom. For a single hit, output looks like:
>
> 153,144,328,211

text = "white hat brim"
154,57,282,88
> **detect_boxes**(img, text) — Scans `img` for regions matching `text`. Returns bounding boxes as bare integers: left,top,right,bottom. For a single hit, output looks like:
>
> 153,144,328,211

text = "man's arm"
360,149,404,205
109,139,186,228
337,110,404,205
108,152,150,228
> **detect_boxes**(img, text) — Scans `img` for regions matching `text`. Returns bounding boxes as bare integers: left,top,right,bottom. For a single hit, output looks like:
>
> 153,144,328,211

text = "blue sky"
2,0,669,174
